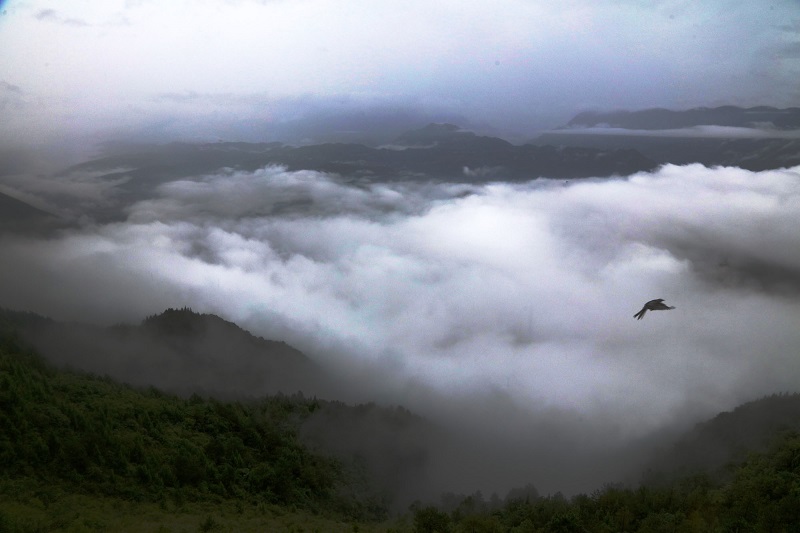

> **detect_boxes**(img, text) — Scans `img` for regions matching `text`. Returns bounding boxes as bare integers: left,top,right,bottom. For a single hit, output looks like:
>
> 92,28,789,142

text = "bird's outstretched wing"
634,299,675,320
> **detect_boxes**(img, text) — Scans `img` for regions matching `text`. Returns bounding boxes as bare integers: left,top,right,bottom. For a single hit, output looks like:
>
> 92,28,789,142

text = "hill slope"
0,341,339,506
0,191,61,234
2,307,331,399
642,393,800,483
2,308,800,531
0,307,438,510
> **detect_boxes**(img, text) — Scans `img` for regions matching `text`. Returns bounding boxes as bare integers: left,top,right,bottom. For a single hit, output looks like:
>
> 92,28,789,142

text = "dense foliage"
641,392,800,484
0,340,343,512
2,310,800,532
410,432,800,532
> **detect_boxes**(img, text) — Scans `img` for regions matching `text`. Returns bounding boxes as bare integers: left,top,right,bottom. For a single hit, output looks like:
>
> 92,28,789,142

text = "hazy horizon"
2,1,800,148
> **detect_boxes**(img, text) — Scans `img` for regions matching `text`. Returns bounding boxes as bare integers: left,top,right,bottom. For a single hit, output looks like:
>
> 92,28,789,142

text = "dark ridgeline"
538,105,800,170
4,106,799,231
565,106,800,130
0,191,63,235
62,122,657,186
0,306,436,519
0,331,348,515
1,307,327,399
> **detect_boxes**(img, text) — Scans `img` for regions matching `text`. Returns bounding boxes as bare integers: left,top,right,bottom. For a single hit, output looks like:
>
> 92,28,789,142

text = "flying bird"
634,299,675,320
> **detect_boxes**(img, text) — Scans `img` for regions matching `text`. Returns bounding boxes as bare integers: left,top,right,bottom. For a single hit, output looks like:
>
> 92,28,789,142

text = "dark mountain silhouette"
379,123,655,179
187,123,655,181
566,106,800,130
50,112,798,226
6,108,799,230
71,124,655,187
390,122,505,148
48,125,657,223
536,132,800,169
0,191,62,234
642,393,800,484
537,106,800,170
0,306,331,399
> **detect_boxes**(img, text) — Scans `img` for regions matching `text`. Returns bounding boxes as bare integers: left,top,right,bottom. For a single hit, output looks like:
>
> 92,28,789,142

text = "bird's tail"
634,309,646,320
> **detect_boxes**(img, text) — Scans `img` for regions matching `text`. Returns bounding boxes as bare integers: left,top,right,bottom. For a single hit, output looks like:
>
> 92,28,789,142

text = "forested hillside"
0,332,392,531
408,432,800,532
1,307,332,399
2,310,800,532
641,393,800,485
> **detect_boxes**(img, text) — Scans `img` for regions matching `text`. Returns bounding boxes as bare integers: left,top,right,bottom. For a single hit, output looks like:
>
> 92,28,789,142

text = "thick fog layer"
1,162,799,495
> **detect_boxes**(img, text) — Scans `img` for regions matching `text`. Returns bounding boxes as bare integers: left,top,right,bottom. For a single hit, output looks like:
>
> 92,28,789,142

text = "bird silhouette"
634,298,675,320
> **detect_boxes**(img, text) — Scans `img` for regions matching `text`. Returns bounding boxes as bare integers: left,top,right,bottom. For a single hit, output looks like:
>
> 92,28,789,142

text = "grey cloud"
129,166,477,224
0,81,22,94
35,8,90,27
777,19,800,33
34,9,57,20
144,93,479,145
0,167,134,220
779,40,800,58
0,80,26,113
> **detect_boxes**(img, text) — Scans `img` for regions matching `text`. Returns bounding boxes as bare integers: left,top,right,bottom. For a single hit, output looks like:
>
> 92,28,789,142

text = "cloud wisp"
1,163,799,495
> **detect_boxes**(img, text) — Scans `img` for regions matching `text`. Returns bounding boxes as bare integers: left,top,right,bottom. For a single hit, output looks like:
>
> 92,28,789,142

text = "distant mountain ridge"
5,108,799,232
0,191,61,234
389,122,505,147
538,106,800,169
6,124,655,226
567,105,800,130
68,123,655,183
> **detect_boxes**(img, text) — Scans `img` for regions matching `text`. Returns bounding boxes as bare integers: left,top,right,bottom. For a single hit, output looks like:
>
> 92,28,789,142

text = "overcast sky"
1,0,799,146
